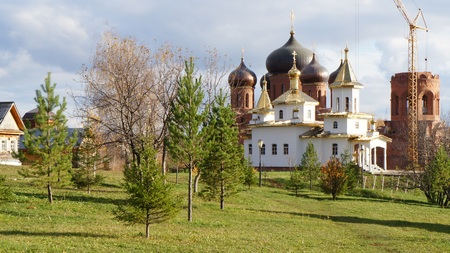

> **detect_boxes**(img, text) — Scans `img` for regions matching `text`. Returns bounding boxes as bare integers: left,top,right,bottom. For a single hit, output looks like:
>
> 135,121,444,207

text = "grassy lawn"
0,166,449,252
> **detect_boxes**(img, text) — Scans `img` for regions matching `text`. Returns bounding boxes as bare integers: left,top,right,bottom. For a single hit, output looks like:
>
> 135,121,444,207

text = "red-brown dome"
300,53,329,83
228,58,257,88
265,32,313,74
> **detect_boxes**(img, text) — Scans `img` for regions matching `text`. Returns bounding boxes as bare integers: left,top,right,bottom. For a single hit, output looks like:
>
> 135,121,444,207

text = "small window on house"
10,140,15,152
1,140,6,151
283,144,289,155
336,97,340,111
272,144,277,155
355,122,359,129
307,110,312,119
354,98,357,112
279,110,284,119
281,84,285,93
333,121,338,129
248,144,253,155
332,143,338,156
261,144,266,155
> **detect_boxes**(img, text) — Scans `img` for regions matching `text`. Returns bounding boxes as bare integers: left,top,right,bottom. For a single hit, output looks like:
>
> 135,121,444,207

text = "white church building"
230,39,391,172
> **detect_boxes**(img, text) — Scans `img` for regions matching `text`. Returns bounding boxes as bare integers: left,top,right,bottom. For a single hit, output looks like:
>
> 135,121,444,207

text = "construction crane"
393,0,427,167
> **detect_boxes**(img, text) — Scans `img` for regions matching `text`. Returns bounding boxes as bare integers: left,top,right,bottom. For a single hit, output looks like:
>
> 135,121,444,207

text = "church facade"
228,28,391,172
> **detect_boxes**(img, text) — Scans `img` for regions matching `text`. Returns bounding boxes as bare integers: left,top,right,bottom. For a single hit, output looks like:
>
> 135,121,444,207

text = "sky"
1,0,449,127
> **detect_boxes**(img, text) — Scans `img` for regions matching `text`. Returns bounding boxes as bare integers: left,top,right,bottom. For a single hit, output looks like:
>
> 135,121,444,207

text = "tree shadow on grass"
14,192,125,206
0,230,117,238
283,189,433,207
249,208,450,235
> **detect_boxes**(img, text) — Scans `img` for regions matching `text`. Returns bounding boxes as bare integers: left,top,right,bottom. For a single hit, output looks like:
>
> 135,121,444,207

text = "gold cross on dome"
292,50,297,64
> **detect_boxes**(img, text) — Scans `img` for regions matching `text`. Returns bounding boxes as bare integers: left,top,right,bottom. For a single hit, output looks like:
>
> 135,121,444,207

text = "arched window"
245,93,249,108
236,94,240,107
281,84,285,93
345,97,350,112
395,96,399,115
336,97,340,111
422,95,428,115
279,110,284,119
307,110,312,119
261,144,266,155
333,121,338,129
354,98,357,112
406,98,409,114
318,90,322,103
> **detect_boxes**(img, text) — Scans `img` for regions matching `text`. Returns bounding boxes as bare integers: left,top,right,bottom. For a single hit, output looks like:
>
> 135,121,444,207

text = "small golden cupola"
288,51,301,90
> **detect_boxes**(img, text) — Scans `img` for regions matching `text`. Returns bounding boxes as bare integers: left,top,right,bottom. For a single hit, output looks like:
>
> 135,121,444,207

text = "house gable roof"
0,102,25,131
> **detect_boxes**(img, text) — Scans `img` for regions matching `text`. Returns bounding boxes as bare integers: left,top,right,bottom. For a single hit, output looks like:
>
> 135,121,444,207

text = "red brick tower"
228,56,257,143
385,71,441,169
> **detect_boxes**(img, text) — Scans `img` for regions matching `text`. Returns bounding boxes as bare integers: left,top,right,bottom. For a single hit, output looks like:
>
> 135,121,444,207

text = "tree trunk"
47,182,53,204
220,163,225,210
188,162,193,222
161,143,167,177
309,168,312,190
146,209,150,238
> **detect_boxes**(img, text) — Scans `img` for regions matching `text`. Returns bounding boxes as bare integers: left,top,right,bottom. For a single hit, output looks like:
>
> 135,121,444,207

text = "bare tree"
149,43,188,175
76,30,188,167
192,47,233,192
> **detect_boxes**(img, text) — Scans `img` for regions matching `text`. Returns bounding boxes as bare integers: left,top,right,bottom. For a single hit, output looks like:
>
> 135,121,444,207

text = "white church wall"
316,138,353,164
249,125,312,168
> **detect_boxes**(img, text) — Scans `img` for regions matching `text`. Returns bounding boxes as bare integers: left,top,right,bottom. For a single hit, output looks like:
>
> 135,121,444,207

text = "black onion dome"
328,59,343,85
300,53,329,84
259,73,271,90
265,32,313,74
228,58,257,88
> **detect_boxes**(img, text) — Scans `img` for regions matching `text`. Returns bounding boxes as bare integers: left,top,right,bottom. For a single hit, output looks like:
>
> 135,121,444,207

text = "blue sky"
1,0,449,126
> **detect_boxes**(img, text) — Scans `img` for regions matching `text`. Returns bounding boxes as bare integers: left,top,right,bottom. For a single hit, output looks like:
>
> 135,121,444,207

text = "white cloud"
0,0,448,127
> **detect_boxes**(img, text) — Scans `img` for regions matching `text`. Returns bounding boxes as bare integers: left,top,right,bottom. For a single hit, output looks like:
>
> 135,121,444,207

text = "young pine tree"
167,58,205,222
289,167,305,197
114,140,180,239
17,73,76,204
200,90,248,209
0,175,13,203
421,146,450,208
300,141,321,190
71,126,107,194
340,149,360,191
243,161,257,189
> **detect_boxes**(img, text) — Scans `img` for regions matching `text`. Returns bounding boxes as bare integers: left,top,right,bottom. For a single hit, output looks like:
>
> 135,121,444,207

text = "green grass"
0,166,449,252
